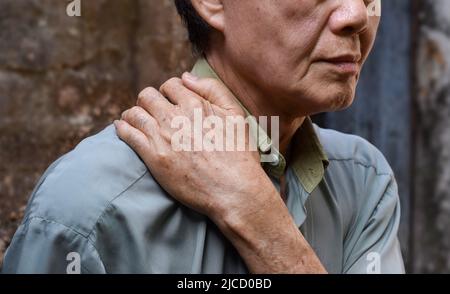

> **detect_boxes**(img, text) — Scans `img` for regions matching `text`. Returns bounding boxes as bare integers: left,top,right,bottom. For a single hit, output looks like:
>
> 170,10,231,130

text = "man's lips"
316,54,362,75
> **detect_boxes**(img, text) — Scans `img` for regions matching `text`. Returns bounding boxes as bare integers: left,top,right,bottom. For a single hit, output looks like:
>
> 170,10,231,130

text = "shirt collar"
191,58,329,194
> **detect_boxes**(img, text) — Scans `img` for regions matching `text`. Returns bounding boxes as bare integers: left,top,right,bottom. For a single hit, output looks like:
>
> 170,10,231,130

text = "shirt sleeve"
343,174,405,274
2,217,106,274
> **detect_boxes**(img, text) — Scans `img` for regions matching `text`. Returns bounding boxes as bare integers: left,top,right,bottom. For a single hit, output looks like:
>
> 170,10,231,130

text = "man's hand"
115,72,267,220
115,72,327,273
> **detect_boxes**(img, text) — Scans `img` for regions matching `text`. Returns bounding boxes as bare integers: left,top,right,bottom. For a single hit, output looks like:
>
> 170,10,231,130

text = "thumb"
182,72,243,113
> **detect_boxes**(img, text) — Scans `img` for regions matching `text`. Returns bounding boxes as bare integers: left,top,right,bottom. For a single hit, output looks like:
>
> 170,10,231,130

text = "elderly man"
2,0,404,274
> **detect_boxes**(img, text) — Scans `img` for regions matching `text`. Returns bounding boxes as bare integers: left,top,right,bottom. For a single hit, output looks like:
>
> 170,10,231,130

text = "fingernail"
183,72,198,81
113,120,120,128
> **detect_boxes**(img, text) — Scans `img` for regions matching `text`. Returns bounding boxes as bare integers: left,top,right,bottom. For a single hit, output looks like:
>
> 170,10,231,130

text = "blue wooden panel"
320,1,412,264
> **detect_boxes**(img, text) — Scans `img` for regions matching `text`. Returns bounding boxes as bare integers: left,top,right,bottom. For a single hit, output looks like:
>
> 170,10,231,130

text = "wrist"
212,181,287,248
209,171,279,229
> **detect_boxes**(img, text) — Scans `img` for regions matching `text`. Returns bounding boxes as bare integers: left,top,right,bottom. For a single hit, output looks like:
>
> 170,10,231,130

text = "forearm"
212,179,327,274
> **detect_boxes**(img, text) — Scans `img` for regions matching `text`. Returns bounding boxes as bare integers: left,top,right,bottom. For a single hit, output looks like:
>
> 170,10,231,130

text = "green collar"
191,58,329,193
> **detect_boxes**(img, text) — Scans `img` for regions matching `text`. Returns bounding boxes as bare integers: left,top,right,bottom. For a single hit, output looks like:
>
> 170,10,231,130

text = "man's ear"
191,0,225,32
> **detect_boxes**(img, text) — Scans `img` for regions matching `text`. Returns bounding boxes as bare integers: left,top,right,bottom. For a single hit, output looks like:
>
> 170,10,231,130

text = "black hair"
174,0,213,55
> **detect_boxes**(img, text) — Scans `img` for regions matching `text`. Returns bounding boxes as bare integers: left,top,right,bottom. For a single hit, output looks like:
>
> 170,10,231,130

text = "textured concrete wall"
0,0,193,264
413,0,450,273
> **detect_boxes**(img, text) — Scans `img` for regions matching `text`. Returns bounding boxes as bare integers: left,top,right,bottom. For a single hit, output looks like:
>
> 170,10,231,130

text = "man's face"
220,0,380,116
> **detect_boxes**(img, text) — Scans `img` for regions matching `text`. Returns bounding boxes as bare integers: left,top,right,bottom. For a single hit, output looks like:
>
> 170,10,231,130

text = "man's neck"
205,53,305,156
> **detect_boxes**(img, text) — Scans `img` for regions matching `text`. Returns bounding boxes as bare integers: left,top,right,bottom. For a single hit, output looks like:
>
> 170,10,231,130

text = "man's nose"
328,0,369,36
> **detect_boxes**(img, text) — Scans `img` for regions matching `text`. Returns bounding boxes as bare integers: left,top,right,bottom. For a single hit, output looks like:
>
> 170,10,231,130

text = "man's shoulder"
313,125,400,240
314,124,394,177
23,124,156,236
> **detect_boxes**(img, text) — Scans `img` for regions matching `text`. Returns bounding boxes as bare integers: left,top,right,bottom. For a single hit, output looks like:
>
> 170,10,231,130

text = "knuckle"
160,78,182,97
159,82,169,94
167,77,182,86
121,109,129,120
139,87,157,97
137,87,158,106
155,151,170,167
138,87,151,100
160,77,179,91
130,106,141,116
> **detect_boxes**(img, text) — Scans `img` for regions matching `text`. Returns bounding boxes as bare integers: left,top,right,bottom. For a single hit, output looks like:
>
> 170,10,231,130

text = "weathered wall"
413,0,450,273
0,0,193,264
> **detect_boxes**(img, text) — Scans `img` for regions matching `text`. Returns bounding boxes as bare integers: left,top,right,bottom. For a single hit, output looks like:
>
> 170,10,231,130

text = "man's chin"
330,93,355,112
316,89,356,113
329,81,357,105
280,83,356,115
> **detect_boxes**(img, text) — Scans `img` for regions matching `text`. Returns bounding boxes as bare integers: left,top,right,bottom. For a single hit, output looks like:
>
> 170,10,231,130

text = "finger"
160,77,203,106
114,119,153,159
137,87,173,120
121,106,158,138
181,72,242,112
